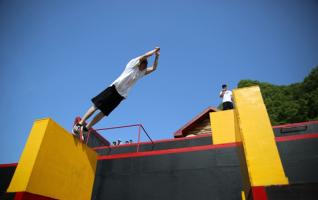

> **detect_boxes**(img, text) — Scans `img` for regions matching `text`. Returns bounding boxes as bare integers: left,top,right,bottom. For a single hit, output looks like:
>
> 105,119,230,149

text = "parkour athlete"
73,47,160,140
219,84,234,110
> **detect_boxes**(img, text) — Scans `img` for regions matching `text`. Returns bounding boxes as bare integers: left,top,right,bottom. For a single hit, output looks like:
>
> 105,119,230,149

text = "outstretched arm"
145,52,160,75
140,47,160,61
220,90,225,98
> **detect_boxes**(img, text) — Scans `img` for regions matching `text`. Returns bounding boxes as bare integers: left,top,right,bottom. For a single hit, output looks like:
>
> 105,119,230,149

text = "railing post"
93,124,153,151
140,125,154,145
137,125,141,152
86,130,91,145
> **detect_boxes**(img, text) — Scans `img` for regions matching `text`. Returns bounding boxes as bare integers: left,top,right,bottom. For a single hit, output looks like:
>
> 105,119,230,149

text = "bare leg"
86,111,105,129
79,105,98,125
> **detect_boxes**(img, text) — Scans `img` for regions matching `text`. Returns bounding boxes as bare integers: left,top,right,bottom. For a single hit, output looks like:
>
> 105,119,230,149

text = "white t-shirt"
112,57,146,98
220,90,232,103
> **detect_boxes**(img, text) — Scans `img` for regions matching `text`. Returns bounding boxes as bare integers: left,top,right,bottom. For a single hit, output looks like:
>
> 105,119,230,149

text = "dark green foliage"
237,66,318,125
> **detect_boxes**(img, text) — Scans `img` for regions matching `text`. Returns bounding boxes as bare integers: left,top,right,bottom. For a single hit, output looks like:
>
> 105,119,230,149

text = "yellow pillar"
233,86,288,186
210,110,236,144
7,118,97,200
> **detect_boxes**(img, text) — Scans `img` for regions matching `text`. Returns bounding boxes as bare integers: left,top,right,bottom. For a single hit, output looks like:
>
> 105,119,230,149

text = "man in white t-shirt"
73,47,160,139
219,84,234,110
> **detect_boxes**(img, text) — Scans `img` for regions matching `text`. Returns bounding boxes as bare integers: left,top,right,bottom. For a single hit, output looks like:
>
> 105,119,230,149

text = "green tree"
237,66,318,125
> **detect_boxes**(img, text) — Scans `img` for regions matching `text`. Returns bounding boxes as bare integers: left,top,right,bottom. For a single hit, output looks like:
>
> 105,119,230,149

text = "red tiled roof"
174,106,218,138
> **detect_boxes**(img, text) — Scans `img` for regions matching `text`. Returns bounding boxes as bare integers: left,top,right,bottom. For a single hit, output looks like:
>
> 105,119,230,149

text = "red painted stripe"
0,163,18,168
95,131,318,151
98,142,238,160
14,192,56,200
251,186,268,200
94,121,317,151
272,120,318,129
275,133,318,142
93,133,212,150
97,133,318,160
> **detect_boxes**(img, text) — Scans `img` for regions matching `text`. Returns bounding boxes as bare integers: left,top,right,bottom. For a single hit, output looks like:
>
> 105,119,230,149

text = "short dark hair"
222,84,227,89
140,59,148,67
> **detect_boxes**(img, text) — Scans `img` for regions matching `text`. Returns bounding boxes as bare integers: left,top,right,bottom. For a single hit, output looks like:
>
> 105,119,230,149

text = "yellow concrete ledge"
210,110,236,144
233,86,288,186
7,118,97,200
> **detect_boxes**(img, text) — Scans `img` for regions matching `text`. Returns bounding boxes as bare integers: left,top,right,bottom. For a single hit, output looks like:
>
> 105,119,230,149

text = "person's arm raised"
140,47,160,61
220,90,225,98
145,52,160,75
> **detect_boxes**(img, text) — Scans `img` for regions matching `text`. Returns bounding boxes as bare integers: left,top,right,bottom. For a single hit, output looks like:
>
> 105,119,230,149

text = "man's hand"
155,51,160,57
141,47,160,61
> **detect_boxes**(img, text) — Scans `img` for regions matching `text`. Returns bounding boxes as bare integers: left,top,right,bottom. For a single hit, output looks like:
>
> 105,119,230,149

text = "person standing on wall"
219,84,234,110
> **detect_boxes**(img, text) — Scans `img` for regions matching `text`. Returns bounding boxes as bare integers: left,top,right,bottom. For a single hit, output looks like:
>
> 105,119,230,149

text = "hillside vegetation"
237,66,318,125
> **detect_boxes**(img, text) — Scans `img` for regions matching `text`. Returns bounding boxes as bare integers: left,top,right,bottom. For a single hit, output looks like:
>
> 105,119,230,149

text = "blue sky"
1,0,317,164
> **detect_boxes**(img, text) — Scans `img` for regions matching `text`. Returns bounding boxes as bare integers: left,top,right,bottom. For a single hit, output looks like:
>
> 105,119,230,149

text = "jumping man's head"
138,59,148,71
222,84,227,91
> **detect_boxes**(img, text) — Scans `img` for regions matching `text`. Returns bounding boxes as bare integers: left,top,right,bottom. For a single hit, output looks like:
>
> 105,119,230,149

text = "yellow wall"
7,118,97,200
210,110,236,144
233,86,288,186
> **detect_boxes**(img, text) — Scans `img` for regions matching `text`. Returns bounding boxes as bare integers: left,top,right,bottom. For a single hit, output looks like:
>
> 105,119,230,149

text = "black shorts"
223,101,234,110
91,85,124,116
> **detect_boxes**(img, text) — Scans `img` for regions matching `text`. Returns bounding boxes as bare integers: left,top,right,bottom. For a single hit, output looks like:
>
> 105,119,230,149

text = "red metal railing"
87,124,154,153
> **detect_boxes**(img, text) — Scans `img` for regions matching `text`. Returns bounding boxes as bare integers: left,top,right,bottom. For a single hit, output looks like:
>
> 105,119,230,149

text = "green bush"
237,66,318,125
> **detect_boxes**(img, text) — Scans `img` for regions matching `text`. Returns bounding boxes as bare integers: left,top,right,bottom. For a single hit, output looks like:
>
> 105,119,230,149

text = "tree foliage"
237,66,318,125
